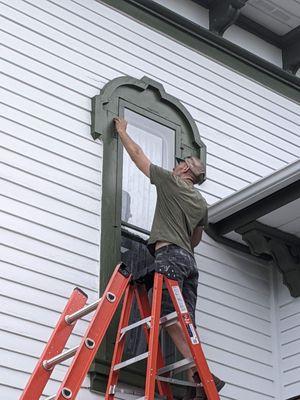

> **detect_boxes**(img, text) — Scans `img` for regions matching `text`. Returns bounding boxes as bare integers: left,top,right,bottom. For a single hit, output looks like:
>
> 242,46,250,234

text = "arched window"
90,75,206,392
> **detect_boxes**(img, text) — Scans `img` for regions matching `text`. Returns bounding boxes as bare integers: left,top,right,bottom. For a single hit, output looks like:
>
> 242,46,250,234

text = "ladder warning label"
187,323,199,345
172,286,188,314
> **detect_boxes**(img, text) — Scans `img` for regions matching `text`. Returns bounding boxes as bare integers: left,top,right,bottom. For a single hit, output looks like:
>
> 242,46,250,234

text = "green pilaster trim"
99,0,300,103
91,74,206,393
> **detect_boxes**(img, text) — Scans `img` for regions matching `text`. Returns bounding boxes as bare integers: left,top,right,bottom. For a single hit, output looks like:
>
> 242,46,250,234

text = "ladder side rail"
144,273,164,400
106,284,135,399
20,288,88,400
164,276,220,400
134,284,173,400
54,263,131,400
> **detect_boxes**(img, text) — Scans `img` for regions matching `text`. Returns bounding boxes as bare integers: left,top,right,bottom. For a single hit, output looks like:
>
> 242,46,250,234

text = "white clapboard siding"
0,0,298,202
276,269,300,399
0,2,103,398
194,235,273,400
0,0,298,399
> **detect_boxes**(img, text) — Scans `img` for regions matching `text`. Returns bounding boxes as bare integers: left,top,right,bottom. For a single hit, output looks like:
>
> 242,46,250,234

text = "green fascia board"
99,0,300,104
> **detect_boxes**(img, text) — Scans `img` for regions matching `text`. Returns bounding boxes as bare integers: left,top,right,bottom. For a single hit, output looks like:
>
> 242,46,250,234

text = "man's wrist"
118,129,127,137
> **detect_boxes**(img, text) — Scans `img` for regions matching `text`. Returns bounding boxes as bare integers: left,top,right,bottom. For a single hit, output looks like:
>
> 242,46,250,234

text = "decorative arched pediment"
92,75,206,180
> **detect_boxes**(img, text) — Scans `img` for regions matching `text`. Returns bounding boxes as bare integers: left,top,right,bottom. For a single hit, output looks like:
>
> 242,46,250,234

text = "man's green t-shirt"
147,164,208,256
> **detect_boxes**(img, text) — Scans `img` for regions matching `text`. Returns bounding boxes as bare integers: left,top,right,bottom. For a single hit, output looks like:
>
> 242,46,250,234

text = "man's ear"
183,163,189,173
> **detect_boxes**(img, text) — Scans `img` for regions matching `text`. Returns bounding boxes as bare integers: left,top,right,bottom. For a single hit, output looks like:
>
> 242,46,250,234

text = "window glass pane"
122,108,175,231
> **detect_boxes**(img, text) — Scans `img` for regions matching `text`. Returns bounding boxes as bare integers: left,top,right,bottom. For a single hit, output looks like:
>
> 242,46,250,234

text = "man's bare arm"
191,225,203,249
114,117,151,178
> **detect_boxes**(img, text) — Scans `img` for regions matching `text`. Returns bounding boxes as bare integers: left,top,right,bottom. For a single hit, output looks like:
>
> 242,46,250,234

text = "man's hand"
114,117,127,135
113,117,151,178
191,225,203,249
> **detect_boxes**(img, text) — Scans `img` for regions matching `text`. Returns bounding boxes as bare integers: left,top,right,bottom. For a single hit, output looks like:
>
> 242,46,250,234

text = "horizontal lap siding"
0,0,299,202
195,236,273,400
276,270,300,399
0,0,297,399
0,0,103,397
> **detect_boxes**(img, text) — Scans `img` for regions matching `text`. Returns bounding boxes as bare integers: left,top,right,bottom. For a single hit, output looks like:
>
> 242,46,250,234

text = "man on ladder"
114,117,225,400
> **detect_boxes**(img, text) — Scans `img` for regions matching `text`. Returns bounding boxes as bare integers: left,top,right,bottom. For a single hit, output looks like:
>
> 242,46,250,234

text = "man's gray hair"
186,156,205,185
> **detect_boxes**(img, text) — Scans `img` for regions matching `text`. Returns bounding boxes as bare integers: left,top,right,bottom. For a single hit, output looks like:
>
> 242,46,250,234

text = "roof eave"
208,159,300,223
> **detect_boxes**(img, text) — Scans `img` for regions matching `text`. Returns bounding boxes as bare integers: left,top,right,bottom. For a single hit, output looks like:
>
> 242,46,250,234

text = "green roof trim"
99,0,300,104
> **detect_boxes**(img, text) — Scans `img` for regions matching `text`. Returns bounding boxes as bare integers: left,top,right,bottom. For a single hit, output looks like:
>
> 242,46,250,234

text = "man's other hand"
114,117,127,135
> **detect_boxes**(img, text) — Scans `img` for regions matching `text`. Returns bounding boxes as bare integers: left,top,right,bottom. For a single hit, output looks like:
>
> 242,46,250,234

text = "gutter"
208,159,300,223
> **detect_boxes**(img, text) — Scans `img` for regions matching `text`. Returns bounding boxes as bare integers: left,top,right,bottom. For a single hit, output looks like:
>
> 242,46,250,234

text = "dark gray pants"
154,244,198,325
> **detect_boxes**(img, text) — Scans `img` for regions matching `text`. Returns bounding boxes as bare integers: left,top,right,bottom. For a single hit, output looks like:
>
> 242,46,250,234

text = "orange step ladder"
20,263,220,400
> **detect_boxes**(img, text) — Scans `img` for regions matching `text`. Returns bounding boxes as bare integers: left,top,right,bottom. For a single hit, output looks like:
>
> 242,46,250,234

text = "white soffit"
151,0,209,28
241,0,300,35
208,159,300,224
258,198,300,238
224,231,246,244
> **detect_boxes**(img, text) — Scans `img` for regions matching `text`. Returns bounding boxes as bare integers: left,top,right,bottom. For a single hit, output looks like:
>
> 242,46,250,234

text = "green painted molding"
90,74,206,393
209,0,247,36
99,0,300,103
237,222,300,297
92,75,206,167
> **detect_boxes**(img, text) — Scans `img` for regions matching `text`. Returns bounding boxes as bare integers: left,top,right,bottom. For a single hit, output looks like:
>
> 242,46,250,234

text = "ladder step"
44,395,55,400
156,375,200,387
136,397,167,400
120,316,151,335
65,297,102,324
159,311,177,328
157,357,195,376
43,346,79,370
120,311,178,338
113,352,149,371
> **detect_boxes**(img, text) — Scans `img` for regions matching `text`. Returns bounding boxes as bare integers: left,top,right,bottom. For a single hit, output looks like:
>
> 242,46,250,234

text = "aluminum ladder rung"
136,396,167,400
65,297,102,324
137,396,167,400
159,311,177,328
157,357,195,376
120,311,178,338
44,395,55,400
43,345,79,370
113,351,149,371
156,375,200,387
120,316,151,335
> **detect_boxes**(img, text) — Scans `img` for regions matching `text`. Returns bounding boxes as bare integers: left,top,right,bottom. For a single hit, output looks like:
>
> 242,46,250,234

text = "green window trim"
90,75,206,393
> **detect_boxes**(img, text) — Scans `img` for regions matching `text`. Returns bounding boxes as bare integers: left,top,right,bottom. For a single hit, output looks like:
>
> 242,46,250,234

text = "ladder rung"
113,351,149,371
120,316,151,335
120,311,177,338
44,395,55,400
43,345,80,370
159,311,177,328
157,357,195,376
135,397,167,400
156,375,199,387
65,297,102,324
